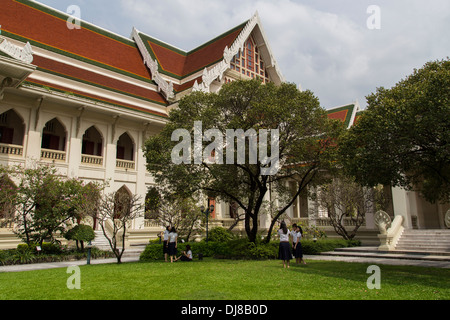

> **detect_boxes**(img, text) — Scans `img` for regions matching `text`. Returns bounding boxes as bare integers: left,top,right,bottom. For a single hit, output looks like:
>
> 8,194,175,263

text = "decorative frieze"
0,37,33,64
132,28,175,101
193,12,260,93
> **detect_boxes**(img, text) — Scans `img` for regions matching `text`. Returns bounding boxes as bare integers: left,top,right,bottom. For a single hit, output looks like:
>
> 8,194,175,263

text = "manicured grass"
0,259,449,300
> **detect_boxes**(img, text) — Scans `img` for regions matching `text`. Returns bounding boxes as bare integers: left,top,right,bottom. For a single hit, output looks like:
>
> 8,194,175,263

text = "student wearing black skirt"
168,227,178,263
293,225,306,265
278,221,292,269
163,226,170,262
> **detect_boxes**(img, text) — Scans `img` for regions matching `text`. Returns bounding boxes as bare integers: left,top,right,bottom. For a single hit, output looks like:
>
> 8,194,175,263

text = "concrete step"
325,246,450,261
394,229,450,253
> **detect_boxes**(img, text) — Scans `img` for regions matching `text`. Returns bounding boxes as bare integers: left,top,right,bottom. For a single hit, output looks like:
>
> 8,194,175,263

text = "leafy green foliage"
144,79,345,243
207,227,233,242
0,246,114,266
340,58,450,203
64,224,95,250
139,238,360,261
0,163,103,246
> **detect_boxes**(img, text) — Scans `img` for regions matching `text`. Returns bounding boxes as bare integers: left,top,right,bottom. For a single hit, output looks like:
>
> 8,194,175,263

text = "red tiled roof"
326,104,356,128
1,0,153,83
137,22,247,80
32,55,166,104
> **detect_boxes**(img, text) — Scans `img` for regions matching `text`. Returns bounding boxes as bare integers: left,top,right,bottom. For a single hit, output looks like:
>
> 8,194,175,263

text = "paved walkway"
1,248,449,273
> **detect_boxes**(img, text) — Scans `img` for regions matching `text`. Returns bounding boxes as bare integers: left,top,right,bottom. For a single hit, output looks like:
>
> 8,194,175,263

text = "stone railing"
375,211,404,251
81,154,103,166
0,143,23,156
116,159,135,170
144,219,162,228
41,148,66,162
315,217,366,227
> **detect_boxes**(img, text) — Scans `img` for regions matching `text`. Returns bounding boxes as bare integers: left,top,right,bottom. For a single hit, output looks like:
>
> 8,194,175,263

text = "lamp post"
200,204,214,243
86,241,92,265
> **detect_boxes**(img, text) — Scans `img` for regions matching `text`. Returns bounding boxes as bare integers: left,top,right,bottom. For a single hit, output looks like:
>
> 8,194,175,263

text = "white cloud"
35,0,450,109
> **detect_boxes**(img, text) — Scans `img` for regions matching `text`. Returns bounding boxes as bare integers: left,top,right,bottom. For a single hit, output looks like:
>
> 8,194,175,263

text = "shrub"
139,238,361,262
207,227,233,242
140,244,164,261
17,242,65,254
64,224,95,250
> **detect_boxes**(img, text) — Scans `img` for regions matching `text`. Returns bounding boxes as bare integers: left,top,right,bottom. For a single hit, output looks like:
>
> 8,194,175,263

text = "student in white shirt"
163,226,170,262
293,225,306,265
277,221,292,269
176,244,193,262
168,227,178,263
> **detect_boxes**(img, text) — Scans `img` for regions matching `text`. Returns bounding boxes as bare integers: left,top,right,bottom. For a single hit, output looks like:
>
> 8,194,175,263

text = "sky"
35,0,450,110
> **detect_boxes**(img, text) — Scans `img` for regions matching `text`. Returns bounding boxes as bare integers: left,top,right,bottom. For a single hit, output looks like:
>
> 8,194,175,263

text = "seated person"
175,245,193,262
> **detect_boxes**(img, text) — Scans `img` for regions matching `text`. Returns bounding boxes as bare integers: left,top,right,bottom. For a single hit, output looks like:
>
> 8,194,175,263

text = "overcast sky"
35,0,450,110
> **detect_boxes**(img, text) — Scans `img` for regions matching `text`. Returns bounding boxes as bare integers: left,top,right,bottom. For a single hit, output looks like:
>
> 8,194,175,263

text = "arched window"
116,132,134,161
145,187,160,219
0,109,25,146
114,186,132,219
41,118,66,151
82,126,103,157
0,175,16,227
230,36,270,83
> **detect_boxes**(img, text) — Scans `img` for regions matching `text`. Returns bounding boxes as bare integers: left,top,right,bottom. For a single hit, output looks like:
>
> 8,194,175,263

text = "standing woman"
168,227,178,263
294,225,306,265
278,221,291,269
163,226,170,262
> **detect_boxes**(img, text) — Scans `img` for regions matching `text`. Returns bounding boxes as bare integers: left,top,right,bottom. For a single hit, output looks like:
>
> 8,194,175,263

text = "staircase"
394,229,450,254
91,230,111,250
90,230,146,259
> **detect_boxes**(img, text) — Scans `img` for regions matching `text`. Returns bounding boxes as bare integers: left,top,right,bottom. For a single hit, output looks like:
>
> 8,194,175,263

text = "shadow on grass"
284,260,450,291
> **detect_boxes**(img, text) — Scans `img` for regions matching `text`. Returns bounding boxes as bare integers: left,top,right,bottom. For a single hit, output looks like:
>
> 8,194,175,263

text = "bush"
207,227,233,242
64,224,95,250
139,238,361,262
17,242,65,254
0,245,114,266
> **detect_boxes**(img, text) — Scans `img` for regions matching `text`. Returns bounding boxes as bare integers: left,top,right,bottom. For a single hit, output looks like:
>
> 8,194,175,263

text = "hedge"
139,238,361,261
0,244,114,266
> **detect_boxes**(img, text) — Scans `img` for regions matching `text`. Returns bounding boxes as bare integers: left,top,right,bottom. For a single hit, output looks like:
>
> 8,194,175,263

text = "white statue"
374,210,392,235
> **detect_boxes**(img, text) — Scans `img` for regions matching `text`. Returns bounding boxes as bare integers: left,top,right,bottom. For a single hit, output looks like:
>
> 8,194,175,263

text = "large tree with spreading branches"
144,79,344,243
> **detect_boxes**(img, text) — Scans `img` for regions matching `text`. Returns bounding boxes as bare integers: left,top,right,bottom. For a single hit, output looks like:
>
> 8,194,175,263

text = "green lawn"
1,259,449,300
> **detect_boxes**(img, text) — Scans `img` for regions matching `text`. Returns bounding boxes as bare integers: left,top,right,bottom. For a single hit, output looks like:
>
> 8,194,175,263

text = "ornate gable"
193,12,285,93
133,12,285,98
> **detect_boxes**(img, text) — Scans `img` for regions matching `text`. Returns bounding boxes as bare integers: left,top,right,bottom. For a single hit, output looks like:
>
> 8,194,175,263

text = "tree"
95,190,143,263
144,79,344,243
0,163,99,246
154,195,204,242
29,176,86,246
314,176,389,240
340,58,450,203
64,224,95,251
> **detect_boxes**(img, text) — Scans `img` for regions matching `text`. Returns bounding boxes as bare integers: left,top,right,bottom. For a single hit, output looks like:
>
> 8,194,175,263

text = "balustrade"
41,148,66,162
0,143,23,156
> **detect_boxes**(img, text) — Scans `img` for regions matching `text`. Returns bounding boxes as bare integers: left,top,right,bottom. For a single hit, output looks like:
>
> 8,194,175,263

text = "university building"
1,0,448,250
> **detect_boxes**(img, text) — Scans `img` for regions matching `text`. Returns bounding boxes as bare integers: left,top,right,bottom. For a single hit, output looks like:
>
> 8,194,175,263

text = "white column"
134,130,147,230
307,186,318,226
104,124,116,194
67,116,81,178
391,186,412,229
